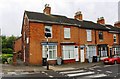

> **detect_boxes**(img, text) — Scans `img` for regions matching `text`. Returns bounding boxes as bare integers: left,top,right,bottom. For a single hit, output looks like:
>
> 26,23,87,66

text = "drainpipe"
95,30,100,61
60,21,62,58
118,33,120,45
95,30,97,45
24,46,25,62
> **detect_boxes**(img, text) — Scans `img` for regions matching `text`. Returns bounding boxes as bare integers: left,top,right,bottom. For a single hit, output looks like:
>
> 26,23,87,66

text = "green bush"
2,48,13,54
1,54,13,64
7,57,13,64
2,57,7,64
2,54,13,58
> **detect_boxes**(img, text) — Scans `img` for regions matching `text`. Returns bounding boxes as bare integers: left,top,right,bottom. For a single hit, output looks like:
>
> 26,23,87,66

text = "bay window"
42,45,57,60
62,46,75,60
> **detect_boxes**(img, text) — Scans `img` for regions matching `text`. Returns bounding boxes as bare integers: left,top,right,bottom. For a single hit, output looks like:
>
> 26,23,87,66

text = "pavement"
1,61,103,76
49,62,103,71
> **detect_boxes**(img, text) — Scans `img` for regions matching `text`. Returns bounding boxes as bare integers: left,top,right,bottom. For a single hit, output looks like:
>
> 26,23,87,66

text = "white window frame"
26,37,29,44
99,31,103,40
62,46,75,60
42,45,57,60
64,28,71,38
114,48,117,55
101,47,107,57
86,30,92,41
86,46,96,59
113,34,117,43
45,25,52,38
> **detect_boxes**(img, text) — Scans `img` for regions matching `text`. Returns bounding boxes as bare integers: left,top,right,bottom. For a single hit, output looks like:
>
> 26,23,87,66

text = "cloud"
0,0,119,36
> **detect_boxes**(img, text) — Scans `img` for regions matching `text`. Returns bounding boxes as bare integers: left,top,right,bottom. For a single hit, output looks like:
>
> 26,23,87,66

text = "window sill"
64,38,70,40
99,39,103,42
48,59,57,60
87,41,92,42
62,58,75,60
45,37,52,38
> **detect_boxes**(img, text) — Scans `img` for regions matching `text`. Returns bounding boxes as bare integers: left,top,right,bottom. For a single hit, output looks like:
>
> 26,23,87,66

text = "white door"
80,48,85,62
74,46,79,61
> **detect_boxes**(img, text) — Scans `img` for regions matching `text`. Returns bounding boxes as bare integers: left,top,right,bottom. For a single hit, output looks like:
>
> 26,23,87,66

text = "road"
2,64,120,79
56,64,120,79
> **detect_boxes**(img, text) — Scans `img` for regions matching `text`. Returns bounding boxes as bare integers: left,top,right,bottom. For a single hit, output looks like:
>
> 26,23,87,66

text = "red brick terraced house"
96,18,120,60
21,4,120,65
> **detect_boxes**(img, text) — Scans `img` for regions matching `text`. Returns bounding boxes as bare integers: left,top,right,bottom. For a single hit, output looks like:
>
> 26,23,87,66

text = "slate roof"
105,24,120,33
25,11,120,32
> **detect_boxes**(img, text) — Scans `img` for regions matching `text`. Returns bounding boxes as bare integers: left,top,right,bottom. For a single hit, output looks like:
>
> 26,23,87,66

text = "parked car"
103,56,120,64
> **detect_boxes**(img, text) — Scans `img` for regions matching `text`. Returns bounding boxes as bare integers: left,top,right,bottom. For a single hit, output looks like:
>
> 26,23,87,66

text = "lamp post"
45,33,51,70
46,37,49,70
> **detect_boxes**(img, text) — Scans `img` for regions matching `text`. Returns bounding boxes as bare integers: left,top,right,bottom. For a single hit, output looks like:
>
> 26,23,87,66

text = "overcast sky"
0,0,119,36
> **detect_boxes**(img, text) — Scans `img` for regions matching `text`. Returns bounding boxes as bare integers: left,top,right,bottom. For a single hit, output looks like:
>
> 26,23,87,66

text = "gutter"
29,19,81,27
108,31,119,34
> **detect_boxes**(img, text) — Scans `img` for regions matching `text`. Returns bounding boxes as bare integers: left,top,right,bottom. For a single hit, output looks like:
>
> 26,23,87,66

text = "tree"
6,35,16,49
2,35,17,54
2,36,7,48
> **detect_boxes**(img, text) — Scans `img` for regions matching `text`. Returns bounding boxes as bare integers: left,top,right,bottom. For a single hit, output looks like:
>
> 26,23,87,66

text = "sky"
0,0,120,36
118,1,120,21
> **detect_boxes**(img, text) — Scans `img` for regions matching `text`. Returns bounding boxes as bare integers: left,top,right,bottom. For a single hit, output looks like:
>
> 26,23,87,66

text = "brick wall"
28,22,80,65
79,29,95,45
14,37,22,53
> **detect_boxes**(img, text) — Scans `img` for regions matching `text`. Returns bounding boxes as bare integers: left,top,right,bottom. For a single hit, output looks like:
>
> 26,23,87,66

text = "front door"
80,48,85,62
74,46,79,61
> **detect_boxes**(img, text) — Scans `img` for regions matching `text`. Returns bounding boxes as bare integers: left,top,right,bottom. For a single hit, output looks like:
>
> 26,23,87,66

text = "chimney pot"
43,4,51,15
97,17,105,24
74,11,83,20
114,21,120,28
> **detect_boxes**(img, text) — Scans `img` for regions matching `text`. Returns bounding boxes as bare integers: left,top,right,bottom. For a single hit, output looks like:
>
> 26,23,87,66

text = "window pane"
86,30,92,41
53,50,56,59
64,28,70,38
49,50,53,59
45,46,47,49
49,46,52,49
53,46,56,49
70,51,74,58
47,45,57,59
62,46,74,59
45,28,50,32
113,34,117,43
99,31,103,40
42,46,47,58
45,26,52,38
101,47,107,57
65,51,69,59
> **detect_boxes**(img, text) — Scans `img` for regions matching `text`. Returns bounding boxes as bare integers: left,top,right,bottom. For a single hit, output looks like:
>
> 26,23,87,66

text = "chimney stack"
97,17,105,24
74,11,83,20
114,21,120,28
43,4,51,15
